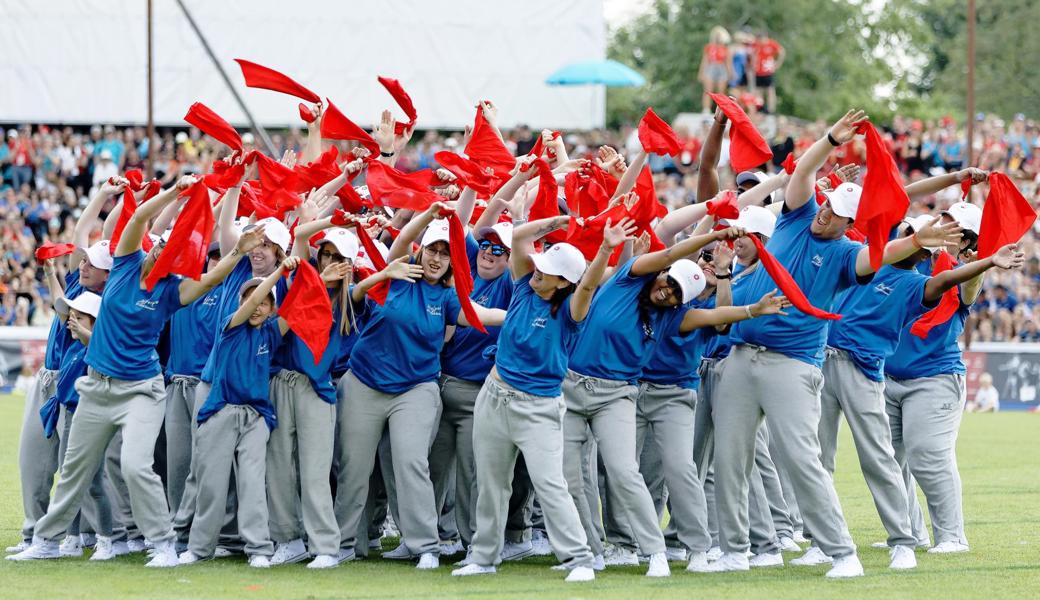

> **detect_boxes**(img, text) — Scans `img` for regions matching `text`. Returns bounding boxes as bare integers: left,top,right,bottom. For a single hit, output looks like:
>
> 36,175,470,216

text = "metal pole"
966,0,976,167
146,0,155,179
173,0,278,156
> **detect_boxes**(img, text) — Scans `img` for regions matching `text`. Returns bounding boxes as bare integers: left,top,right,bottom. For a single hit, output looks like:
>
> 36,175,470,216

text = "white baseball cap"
903,214,941,252
319,228,360,262
233,216,251,234
530,243,587,284
477,221,513,249
56,291,102,319
356,239,389,270
725,205,776,238
239,277,278,304
160,228,173,243
251,217,291,252
736,171,769,187
667,259,707,304
421,219,451,247
823,182,862,219
942,201,982,235
83,240,113,270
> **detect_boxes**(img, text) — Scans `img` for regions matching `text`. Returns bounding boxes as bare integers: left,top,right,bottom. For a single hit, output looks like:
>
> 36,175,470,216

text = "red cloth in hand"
204,155,245,192
747,235,842,320
844,227,867,243
299,103,317,123
110,170,158,255
910,250,960,338
960,177,972,200
977,172,1037,259
320,100,380,156
526,159,560,223
366,161,441,211
566,203,630,263
35,242,76,262
781,153,796,174
144,180,213,291
446,213,486,334
465,105,515,182
184,102,242,152
281,261,333,364
378,76,418,135
235,59,319,103
853,120,909,271
629,166,667,252
827,172,843,189
709,94,773,172
638,108,682,156
706,190,740,219
353,225,389,304
434,151,497,197
253,153,301,219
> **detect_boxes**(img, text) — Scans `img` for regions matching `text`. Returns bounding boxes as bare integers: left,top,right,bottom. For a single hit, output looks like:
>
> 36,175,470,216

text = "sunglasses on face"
478,239,509,257
699,250,714,263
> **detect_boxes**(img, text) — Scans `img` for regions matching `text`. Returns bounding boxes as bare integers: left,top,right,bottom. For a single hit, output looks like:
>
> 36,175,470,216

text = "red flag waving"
706,189,740,220
184,102,242,152
235,59,319,103
960,178,972,200
977,172,1037,259
781,153,796,174
854,120,909,271
204,155,245,192
638,108,682,156
709,94,773,172
747,235,842,321
321,100,380,156
353,224,390,304
281,261,333,364
35,242,76,262
251,152,302,219
378,76,417,135
366,161,441,211
144,180,214,291
465,105,515,180
446,213,487,334
435,151,496,197
110,169,160,255
526,159,560,222
910,250,960,338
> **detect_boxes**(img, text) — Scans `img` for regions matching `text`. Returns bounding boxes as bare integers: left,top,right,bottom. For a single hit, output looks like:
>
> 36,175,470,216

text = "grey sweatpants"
562,371,666,556
470,375,593,568
33,369,173,544
819,349,915,547
335,371,441,555
429,375,481,546
164,375,201,514
57,406,114,538
17,368,59,542
635,383,711,553
885,373,968,546
267,370,338,556
712,345,855,558
603,428,668,549
188,405,273,558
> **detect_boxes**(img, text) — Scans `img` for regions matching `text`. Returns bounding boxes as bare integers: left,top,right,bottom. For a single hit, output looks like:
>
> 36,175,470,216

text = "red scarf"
853,121,909,271
109,169,160,255
144,180,213,291
321,100,380,156
35,242,75,262
709,94,773,172
747,235,842,320
977,172,1037,259
235,59,319,103
464,105,515,182
637,108,682,156
446,213,486,333
909,251,959,338
366,161,441,211
378,76,418,135
184,102,242,152
281,261,333,364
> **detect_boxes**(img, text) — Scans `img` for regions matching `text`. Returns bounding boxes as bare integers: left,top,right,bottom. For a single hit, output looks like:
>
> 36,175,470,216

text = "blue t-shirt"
166,284,222,377
197,316,282,430
569,259,685,384
827,265,934,381
331,307,366,379
495,273,585,397
702,263,754,360
86,251,183,380
729,200,868,367
40,340,89,438
43,271,85,370
348,278,462,394
642,297,714,389
440,235,513,382
885,259,970,380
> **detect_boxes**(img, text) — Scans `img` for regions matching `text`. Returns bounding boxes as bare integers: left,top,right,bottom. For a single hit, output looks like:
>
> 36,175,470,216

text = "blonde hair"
710,26,731,45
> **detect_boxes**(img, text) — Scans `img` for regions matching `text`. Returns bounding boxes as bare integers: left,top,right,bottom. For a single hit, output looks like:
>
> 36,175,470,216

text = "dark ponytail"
549,282,577,318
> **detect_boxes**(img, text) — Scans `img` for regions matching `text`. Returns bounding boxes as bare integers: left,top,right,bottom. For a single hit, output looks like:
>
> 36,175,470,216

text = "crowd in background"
3,112,1040,343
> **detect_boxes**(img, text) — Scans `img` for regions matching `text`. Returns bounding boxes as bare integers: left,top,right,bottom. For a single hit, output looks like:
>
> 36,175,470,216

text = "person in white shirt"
968,372,1000,412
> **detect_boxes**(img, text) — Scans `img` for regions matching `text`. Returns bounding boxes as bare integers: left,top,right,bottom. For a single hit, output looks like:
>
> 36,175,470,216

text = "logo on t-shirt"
874,282,894,296
426,305,442,317
812,254,824,268
202,295,217,306
135,299,159,311
531,317,547,329
257,343,269,356
475,294,491,306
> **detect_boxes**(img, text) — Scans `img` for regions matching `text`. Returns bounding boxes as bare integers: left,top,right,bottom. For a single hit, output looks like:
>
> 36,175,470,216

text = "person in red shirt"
751,32,785,115
699,26,733,113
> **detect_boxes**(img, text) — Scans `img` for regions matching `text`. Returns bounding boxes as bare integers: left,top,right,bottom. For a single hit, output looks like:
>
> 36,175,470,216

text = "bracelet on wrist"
745,305,754,319
380,150,395,157
716,271,731,279
826,133,841,147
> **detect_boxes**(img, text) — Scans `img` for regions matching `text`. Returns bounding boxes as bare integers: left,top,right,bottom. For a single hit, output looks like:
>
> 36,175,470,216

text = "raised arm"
509,215,570,280
229,256,292,329
350,256,424,303
217,160,253,255
302,103,324,164
115,176,195,257
71,178,125,270
854,217,963,277
697,107,728,202
924,244,1024,302
786,109,865,212
609,151,647,201
388,202,447,262
632,226,741,276
905,167,987,200
178,223,266,305
149,195,188,236
571,218,636,322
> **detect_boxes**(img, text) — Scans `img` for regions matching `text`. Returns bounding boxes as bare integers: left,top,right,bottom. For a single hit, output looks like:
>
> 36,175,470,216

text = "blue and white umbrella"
546,59,646,87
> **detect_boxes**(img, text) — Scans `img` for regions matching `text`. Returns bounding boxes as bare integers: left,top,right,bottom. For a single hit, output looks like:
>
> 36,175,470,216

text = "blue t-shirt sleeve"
776,194,817,230
445,290,462,327
612,258,652,289
466,233,479,266
263,318,284,347
834,239,868,289
908,273,937,319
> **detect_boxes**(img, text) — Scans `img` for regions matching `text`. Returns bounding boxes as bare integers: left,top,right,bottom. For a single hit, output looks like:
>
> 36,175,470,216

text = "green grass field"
0,393,1037,599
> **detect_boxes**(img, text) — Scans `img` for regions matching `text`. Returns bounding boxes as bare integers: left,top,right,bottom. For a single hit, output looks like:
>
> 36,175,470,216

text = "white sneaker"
6,539,60,561
645,552,670,577
178,551,201,565
686,551,711,573
145,541,179,568
889,545,917,570
565,566,595,582
213,547,235,558
703,551,750,572
706,546,723,561
270,539,308,565
451,563,495,576
439,540,464,556
110,539,131,557
90,536,117,561
928,541,969,554
337,548,357,564
382,542,413,560
792,530,808,544
749,551,784,568
249,555,271,568
500,540,534,562
456,547,474,566
871,541,890,549
126,538,148,553
5,541,30,554
368,538,383,551
778,536,802,553
791,546,833,566
416,552,439,570
592,554,605,571
59,535,83,557
307,554,338,569
665,547,688,562
603,545,639,566
826,554,864,578
531,531,552,556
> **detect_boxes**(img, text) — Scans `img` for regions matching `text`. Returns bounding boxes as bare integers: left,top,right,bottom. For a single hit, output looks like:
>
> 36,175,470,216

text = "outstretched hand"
602,217,637,249
829,109,867,145
383,255,425,282
992,244,1026,270
914,217,963,250
752,290,790,316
